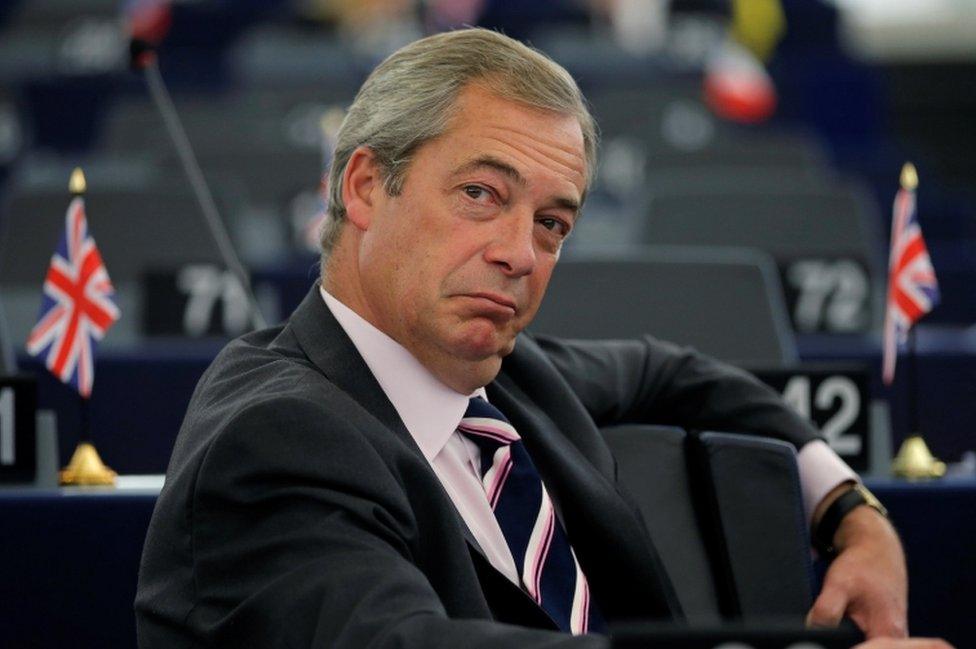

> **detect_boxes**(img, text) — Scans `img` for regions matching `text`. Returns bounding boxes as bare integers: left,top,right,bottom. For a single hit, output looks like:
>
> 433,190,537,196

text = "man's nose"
484,213,536,277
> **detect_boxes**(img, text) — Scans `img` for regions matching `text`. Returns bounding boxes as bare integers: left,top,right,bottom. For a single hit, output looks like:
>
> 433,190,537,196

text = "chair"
601,424,721,622
601,424,813,621
0,156,226,285
530,246,797,367
690,431,814,618
586,83,829,172
641,182,886,334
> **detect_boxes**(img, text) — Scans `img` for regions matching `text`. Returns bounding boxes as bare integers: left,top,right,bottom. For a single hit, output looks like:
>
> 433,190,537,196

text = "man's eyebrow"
452,155,581,215
553,196,580,216
451,156,526,186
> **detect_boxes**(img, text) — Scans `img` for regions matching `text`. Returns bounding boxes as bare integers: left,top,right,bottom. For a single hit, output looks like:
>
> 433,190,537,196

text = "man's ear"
341,146,382,231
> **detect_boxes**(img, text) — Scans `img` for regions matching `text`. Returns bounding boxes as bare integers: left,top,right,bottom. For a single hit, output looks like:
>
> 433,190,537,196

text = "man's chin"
452,340,514,363
450,325,517,362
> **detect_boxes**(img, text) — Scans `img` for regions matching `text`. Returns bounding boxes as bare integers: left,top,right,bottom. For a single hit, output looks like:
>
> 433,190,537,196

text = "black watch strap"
813,483,888,557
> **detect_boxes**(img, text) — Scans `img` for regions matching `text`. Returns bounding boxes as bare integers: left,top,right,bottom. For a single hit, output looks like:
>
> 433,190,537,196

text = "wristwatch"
813,483,889,557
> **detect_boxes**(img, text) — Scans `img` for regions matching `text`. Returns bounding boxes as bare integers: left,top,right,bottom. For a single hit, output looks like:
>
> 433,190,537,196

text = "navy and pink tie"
458,396,605,634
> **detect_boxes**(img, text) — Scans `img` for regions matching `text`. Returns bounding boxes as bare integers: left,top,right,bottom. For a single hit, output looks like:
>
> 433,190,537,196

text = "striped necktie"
458,396,606,635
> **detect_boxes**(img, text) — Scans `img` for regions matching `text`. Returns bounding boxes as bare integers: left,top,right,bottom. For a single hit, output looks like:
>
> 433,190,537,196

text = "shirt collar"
320,287,485,462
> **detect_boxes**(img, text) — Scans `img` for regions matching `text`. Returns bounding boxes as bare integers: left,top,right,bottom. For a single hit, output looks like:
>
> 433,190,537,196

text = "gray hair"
319,27,598,259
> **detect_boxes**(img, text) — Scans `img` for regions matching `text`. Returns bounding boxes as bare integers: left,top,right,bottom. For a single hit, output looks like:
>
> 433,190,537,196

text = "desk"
1,480,972,648
867,478,976,649
0,487,157,649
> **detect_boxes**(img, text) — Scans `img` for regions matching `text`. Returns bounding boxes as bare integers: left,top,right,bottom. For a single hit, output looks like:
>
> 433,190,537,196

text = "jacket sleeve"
188,396,606,649
532,334,822,450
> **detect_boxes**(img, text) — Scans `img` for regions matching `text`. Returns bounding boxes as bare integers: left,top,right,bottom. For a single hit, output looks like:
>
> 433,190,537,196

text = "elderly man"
137,28,938,649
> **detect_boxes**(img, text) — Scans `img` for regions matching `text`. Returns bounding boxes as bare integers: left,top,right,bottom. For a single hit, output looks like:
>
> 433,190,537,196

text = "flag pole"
69,169,91,446
902,163,920,437
79,391,91,442
906,326,919,436
890,163,945,479
59,168,117,486
130,41,266,330
894,303,945,480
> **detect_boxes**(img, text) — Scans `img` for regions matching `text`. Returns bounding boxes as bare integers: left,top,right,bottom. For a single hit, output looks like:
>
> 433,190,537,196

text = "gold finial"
69,167,87,195
900,162,918,192
891,435,946,480
59,441,117,486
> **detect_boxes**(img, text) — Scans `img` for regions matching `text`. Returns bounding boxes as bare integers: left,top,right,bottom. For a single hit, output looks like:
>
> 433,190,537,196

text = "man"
137,28,936,649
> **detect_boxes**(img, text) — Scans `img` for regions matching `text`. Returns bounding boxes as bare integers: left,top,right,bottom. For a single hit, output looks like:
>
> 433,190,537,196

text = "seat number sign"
752,366,870,472
0,376,36,483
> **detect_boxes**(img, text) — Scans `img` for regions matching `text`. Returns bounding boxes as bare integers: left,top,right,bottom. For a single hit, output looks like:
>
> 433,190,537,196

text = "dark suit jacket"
135,286,820,648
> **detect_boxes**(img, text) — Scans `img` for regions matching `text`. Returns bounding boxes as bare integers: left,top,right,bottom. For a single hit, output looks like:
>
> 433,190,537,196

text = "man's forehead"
453,83,584,137
445,89,585,183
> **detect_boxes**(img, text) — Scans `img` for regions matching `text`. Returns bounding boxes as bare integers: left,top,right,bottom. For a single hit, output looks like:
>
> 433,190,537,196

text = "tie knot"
458,397,521,446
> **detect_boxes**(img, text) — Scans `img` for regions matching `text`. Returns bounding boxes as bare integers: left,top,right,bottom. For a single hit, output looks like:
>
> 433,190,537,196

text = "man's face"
350,84,587,392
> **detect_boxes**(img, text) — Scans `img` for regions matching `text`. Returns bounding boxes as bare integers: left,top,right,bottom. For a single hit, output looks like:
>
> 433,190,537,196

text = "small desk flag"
882,165,939,385
25,196,120,398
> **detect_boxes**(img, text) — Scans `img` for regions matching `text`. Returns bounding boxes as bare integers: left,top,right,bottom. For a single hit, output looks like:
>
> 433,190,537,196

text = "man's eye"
537,217,569,237
463,185,491,202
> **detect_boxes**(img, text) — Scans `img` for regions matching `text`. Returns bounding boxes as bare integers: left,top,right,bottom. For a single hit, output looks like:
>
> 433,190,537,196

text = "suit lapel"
490,338,683,623
285,287,536,609
468,547,560,630
288,286,417,455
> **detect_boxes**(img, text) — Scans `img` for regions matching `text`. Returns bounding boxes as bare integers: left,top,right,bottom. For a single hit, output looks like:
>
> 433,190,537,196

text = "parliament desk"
864,478,976,649
0,479,972,649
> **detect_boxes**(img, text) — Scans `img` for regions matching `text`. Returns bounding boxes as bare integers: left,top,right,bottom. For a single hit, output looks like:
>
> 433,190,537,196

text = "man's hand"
854,639,954,649
806,504,908,639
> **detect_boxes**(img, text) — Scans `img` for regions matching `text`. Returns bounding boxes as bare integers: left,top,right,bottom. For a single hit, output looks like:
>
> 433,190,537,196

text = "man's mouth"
460,292,518,316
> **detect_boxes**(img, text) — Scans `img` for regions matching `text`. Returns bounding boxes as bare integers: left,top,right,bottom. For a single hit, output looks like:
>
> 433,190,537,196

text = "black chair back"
602,425,813,621
531,247,797,366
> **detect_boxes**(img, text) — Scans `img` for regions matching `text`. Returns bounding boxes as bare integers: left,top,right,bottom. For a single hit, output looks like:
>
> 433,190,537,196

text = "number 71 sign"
0,376,36,484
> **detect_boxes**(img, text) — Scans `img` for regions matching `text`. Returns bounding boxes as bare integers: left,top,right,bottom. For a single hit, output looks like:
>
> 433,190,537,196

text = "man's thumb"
806,586,848,629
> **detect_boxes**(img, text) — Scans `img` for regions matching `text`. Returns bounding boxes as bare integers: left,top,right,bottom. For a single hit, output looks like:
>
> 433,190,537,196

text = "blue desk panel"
867,478,976,649
0,490,156,649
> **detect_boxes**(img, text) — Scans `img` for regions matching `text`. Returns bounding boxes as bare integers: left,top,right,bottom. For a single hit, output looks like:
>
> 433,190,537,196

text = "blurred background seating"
2,1,975,647
1,0,974,475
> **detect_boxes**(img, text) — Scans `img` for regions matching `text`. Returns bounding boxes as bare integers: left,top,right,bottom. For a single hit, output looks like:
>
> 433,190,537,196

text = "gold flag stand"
892,435,946,480
59,442,117,486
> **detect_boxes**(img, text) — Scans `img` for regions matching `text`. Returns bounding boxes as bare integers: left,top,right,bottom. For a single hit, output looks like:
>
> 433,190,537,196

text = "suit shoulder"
197,326,331,407
166,326,347,472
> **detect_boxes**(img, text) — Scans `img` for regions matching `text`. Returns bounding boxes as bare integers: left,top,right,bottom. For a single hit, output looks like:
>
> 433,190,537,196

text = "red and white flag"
25,196,120,397
881,165,939,385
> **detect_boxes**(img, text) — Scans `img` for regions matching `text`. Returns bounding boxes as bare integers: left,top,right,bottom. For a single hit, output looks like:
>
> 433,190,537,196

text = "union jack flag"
25,197,120,398
882,180,939,385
